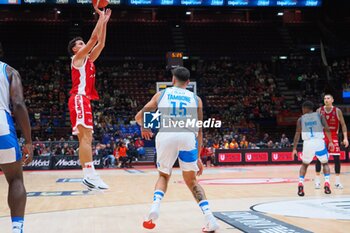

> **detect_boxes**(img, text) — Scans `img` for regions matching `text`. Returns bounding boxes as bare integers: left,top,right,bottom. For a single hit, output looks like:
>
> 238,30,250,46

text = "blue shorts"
0,110,21,164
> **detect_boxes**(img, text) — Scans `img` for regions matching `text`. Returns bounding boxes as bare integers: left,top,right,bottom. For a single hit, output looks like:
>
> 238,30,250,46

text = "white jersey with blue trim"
0,61,11,114
301,112,324,141
0,61,22,164
157,86,198,135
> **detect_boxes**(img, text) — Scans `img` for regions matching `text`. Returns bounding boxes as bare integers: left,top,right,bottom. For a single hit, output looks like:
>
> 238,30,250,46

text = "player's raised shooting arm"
8,66,32,145
337,108,348,145
74,11,104,61
90,9,111,62
321,114,333,143
292,118,301,151
197,96,203,159
135,92,161,126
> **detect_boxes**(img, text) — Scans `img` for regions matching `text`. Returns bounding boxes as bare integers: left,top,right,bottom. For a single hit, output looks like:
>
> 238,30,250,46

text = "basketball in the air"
93,0,109,8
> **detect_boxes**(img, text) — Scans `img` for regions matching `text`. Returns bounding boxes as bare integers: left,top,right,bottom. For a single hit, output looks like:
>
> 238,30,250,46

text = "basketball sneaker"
82,174,109,191
324,182,331,194
143,203,160,229
314,182,321,189
143,220,156,230
202,214,219,232
298,183,305,196
335,183,344,189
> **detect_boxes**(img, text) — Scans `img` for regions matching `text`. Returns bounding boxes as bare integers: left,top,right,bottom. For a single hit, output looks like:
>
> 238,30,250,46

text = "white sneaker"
202,214,219,232
335,183,344,189
315,182,321,189
82,174,109,191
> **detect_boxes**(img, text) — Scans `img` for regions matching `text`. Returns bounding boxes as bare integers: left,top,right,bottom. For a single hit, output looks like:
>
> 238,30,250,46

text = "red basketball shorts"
68,95,94,135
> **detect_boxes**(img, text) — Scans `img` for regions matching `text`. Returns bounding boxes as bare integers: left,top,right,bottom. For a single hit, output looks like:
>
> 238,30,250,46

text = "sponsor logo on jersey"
76,95,83,119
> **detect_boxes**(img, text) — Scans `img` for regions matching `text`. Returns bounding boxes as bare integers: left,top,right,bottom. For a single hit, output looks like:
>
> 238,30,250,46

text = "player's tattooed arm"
196,96,204,176
292,118,301,157
191,184,207,203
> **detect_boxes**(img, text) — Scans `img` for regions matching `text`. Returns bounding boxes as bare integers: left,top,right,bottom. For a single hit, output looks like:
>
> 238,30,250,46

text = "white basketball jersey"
0,61,11,114
157,86,198,134
301,112,324,141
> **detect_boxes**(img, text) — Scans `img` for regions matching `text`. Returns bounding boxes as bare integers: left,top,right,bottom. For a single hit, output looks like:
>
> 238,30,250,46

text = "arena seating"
184,22,288,58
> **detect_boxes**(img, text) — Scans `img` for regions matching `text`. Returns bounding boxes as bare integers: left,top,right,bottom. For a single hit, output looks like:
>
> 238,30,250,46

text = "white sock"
299,176,304,184
336,176,341,184
324,174,330,184
148,190,164,221
199,200,212,216
83,162,96,178
12,217,23,233
153,190,164,203
315,175,320,184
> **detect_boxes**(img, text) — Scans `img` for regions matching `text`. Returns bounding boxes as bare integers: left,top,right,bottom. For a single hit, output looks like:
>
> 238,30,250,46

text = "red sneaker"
298,183,305,197
143,220,156,229
324,182,332,194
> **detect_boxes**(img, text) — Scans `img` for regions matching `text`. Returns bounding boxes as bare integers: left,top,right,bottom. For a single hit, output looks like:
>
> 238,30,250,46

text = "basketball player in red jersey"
67,6,111,190
315,94,348,189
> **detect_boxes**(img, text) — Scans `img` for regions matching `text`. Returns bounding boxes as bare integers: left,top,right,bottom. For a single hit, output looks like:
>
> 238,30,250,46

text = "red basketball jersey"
70,56,99,100
320,106,339,137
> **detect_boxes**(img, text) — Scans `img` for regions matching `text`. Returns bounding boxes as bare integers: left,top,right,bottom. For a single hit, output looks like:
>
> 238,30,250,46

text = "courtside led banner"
271,152,294,162
218,153,242,163
245,152,269,162
216,149,348,165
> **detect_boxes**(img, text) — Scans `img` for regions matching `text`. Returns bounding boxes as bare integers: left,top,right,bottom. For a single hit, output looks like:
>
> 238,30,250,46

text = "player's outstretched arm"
292,118,301,157
337,108,349,147
74,8,105,62
321,115,335,151
196,96,204,176
8,66,33,165
90,8,111,62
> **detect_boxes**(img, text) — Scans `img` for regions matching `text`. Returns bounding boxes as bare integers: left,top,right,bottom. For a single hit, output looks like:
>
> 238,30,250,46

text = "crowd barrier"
215,149,349,165
23,156,104,170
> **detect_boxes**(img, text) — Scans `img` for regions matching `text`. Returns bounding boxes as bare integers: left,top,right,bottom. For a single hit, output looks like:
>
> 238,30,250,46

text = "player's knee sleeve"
315,159,322,172
334,156,341,174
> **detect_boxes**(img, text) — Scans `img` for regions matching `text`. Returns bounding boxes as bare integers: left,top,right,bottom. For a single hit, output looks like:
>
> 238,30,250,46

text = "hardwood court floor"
0,164,350,233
